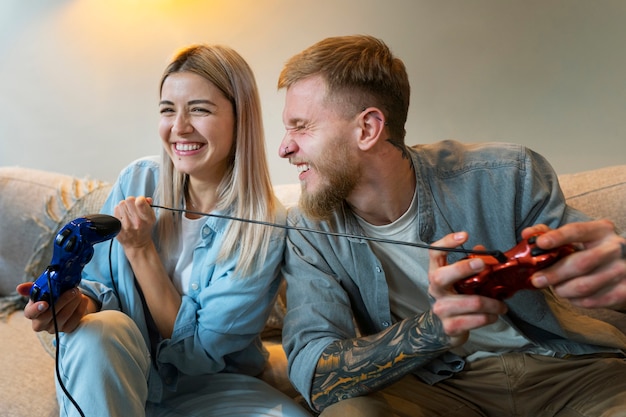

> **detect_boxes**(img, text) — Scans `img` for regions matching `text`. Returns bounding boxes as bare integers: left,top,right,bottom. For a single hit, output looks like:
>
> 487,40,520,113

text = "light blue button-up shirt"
77,156,286,401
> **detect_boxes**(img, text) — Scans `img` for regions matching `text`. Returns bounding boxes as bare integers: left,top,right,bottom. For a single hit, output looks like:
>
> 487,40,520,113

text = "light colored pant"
56,310,311,417
320,352,626,417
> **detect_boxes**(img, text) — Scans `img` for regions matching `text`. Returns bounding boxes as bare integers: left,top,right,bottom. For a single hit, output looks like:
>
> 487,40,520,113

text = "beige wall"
1,0,624,184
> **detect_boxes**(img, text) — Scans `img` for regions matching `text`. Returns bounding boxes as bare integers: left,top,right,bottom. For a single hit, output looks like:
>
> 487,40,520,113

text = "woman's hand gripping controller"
29,214,121,304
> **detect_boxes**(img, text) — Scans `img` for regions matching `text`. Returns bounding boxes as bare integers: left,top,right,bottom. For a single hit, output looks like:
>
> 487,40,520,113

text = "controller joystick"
453,232,576,299
30,214,121,304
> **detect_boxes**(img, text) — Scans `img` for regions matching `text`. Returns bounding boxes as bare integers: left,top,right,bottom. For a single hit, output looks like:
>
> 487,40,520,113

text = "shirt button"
382,321,390,327
375,266,382,273
202,226,212,238
191,282,199,291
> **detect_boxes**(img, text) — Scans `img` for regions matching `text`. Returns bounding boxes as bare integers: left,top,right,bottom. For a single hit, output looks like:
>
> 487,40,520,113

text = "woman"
18,44,310,417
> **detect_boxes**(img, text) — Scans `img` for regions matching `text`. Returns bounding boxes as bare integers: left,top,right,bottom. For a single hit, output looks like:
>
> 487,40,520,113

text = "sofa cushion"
0,167,110,301
559,165,626,233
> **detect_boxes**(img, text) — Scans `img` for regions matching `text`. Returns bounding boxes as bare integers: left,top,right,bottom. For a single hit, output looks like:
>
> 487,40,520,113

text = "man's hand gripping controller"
453,232,577,299
29,214,121,304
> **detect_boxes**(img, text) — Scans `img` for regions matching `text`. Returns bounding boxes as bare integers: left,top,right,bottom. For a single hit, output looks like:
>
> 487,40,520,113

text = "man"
277,35,626,416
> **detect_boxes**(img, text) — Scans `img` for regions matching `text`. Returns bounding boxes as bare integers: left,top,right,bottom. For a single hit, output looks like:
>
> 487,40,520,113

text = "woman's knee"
60,310,149,366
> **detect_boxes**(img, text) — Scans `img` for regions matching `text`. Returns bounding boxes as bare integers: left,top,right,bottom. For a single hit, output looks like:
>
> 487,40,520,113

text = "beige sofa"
1,164,625,416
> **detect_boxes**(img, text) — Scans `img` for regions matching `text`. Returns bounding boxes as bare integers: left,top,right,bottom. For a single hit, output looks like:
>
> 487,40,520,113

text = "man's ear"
356,107,386,151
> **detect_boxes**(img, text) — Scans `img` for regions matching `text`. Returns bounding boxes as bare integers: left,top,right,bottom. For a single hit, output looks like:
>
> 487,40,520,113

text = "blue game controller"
30,214,121,304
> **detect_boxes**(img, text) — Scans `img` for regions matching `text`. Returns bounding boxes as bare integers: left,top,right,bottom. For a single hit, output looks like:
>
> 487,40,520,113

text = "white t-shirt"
356,190,554,361
163,214,205,295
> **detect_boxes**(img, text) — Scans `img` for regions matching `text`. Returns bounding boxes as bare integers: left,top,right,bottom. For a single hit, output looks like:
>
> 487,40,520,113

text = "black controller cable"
150,204,508,261
46,272,86,417
46,238,120,417
108,238,123,312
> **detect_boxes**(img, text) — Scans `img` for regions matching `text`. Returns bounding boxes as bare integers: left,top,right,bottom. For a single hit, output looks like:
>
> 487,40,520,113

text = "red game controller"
453,232,577,299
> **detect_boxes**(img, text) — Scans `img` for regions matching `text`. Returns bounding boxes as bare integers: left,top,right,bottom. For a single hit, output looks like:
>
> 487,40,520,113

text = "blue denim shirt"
77,157,286,401
282,140,626,404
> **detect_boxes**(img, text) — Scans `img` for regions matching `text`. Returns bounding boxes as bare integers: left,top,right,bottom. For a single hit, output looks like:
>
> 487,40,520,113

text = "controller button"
531,247,547,257
30,287,40,301
528,235,538,245
55,229,72,246
64,236,77,252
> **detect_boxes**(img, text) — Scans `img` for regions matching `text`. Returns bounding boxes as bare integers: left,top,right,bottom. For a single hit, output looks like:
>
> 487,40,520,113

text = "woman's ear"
356,107,386,151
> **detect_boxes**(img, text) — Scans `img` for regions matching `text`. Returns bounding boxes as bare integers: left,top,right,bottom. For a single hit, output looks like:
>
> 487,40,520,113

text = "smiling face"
280,75,361,220
159,71,236,183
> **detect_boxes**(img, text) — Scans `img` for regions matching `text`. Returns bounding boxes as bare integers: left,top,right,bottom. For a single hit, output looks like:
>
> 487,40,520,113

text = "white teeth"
175,143,201,151
297,164,310,174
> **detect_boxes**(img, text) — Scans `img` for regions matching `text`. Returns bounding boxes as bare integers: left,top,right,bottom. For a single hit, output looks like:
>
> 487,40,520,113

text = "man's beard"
299,143,359,221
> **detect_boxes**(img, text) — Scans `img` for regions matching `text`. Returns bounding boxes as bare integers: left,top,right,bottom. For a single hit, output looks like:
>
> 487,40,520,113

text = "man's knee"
319,395,392,417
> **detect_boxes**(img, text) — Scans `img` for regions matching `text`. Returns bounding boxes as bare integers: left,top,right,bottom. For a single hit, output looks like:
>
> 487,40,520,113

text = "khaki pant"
320,353,626,417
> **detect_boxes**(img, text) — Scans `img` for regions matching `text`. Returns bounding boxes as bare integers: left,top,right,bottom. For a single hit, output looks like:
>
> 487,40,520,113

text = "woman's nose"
172,114,193,135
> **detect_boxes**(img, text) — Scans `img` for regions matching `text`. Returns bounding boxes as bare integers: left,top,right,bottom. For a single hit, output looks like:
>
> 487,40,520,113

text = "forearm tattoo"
311,309,451,410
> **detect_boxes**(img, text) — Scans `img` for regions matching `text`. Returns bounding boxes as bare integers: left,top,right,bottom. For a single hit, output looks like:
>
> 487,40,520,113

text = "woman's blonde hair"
155,44,276,276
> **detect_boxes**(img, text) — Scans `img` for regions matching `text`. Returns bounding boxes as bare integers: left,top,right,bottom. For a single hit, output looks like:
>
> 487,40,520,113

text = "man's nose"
279,138,296,158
